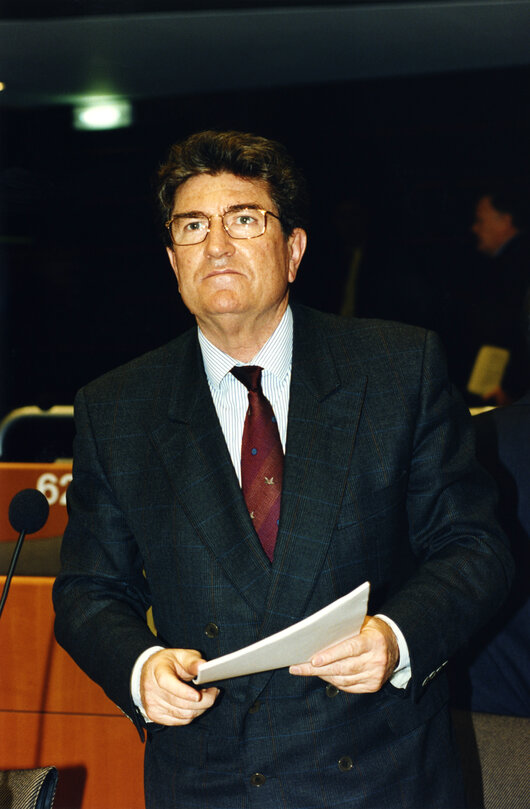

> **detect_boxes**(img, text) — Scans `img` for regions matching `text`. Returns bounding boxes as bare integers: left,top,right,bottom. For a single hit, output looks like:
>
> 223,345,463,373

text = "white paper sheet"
194,580,370,685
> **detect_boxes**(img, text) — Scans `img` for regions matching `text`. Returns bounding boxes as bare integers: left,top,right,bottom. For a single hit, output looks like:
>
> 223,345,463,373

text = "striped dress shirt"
198,306,292,485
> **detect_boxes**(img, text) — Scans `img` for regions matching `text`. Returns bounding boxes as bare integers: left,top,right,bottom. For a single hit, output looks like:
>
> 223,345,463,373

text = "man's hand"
289,615,399,693
140,648,220,726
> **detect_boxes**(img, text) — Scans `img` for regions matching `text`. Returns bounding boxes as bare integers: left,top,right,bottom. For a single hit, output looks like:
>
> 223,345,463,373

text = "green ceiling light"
73,98,132,131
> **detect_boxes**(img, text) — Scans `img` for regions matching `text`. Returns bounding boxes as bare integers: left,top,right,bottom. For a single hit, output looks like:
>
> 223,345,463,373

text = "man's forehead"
173,172,273,212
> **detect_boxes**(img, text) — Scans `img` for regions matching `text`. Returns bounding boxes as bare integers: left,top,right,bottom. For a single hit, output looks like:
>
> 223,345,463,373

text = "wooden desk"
0,576,144,809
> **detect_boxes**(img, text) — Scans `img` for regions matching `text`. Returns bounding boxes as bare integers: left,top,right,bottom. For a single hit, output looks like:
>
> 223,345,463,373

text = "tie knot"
231,365,263,393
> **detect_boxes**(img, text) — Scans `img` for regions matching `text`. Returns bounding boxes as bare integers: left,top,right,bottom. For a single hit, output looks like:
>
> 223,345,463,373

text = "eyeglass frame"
164,205,282,246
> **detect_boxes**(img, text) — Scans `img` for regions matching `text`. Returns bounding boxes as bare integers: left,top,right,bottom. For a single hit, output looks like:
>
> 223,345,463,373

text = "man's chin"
206,289,247,313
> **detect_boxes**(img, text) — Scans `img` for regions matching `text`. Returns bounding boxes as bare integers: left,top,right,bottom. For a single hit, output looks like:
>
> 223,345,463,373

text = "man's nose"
206,215,234,255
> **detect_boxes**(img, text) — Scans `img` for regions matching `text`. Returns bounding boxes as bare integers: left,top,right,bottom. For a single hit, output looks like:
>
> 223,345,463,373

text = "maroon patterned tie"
231,365,283,562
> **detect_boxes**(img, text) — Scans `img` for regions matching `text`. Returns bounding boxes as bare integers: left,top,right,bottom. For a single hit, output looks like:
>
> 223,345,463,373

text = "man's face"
472,195,516,256
166,172,306,328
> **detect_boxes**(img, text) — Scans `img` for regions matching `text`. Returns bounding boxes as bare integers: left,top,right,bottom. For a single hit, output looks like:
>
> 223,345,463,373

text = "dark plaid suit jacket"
54,305,513,808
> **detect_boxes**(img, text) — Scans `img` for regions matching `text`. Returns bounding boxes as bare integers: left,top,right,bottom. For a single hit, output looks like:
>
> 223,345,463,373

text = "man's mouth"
204,269,241,278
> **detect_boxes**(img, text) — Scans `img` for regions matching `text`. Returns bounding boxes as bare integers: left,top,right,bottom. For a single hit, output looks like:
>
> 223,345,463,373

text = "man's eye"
184,219,207,232
234,214,256,226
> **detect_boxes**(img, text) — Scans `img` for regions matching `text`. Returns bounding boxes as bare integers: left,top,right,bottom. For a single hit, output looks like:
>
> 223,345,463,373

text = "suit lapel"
149,333,272,618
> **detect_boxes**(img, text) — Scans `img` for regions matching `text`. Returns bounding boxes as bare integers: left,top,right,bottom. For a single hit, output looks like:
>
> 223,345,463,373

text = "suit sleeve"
380,330,514,702
53,387,157,729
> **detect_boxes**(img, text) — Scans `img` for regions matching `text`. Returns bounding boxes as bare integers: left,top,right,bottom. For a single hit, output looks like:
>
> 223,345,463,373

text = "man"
54,130,513,808
468,188,530,403
450,395,530,717
451,291,530,717
472,191,523,259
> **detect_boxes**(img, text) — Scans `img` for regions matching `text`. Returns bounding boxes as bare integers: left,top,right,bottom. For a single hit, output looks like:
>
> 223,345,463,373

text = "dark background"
1,3,529,416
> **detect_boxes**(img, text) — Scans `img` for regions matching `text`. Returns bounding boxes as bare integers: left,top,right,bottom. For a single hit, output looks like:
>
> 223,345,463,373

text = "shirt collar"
198,306,293,390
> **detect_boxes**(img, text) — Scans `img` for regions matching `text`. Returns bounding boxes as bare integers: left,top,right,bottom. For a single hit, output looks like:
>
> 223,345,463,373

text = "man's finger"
145,685,220,726
310,635,364,667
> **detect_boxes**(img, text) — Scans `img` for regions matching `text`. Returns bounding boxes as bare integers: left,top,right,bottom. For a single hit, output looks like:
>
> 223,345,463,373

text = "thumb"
173,649,204,680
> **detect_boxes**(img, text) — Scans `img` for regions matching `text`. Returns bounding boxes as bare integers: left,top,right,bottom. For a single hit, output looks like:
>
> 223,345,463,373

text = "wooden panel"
0,712,144,809
0,576,145,808
0,462,72,541
0,577,118,715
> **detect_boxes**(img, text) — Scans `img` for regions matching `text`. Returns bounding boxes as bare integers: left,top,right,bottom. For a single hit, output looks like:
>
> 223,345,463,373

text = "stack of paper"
194,581,370,684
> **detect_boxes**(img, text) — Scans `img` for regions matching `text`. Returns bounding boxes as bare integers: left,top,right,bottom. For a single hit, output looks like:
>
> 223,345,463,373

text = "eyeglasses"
165,206,281,245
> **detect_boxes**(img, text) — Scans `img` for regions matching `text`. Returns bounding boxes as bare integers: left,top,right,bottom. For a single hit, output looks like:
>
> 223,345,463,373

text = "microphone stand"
0,529,27,619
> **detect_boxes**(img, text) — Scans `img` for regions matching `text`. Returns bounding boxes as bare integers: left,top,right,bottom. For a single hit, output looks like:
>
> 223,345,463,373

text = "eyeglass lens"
170,209,267,244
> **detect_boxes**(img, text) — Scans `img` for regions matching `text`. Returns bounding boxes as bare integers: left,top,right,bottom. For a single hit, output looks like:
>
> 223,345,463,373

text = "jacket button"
204,622,219,638
338,756,353,772
326,684,340,698
250,773,266,787
248,700,261,714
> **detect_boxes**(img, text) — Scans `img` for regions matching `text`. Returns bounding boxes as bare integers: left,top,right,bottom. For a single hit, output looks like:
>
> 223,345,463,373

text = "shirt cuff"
130,645,165,721
375,613,411,689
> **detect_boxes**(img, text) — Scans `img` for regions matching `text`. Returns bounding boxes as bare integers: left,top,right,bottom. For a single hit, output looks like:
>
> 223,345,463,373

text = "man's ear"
287,228,307,284
166,246,180,285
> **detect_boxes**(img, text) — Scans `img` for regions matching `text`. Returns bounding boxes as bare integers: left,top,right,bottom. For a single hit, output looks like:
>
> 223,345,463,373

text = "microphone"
8,488,50,535
0,489,50,618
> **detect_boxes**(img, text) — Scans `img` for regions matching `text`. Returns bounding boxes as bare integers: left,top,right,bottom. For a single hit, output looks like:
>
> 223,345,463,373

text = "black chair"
0,406,74,462
452,709,530,809
0,766,58,809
